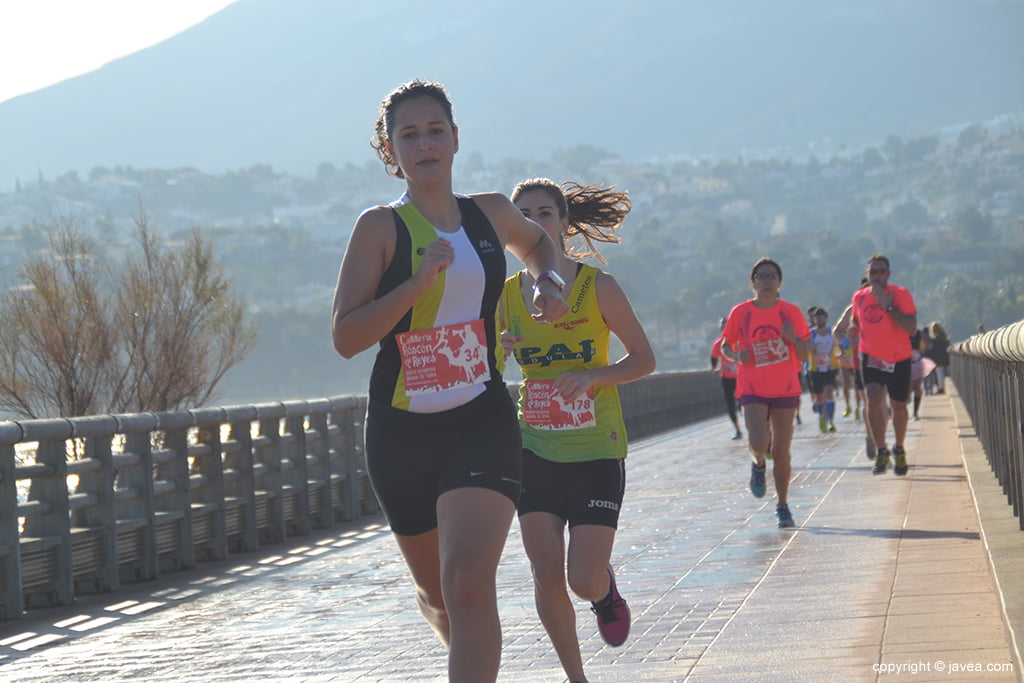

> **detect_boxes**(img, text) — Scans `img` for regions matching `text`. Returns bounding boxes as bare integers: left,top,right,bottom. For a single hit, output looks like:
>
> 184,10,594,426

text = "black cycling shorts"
859,356,912,403
365,382,522,536
517,450,625,529
809,370,838,394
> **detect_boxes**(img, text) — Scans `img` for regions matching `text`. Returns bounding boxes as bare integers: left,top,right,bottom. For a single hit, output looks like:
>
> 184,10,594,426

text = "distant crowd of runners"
712,256,952,524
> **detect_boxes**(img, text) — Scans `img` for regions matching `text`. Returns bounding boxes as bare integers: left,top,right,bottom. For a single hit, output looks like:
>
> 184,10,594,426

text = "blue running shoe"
776,503,795,528
750,463,766,498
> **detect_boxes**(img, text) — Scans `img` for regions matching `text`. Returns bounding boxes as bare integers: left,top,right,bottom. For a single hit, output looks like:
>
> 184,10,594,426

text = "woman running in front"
331,80,568,682
720,258,810,527
500,178,655,683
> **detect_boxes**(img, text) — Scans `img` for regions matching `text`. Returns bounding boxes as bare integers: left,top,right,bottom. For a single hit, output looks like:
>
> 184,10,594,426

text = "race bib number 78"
522,380,596,430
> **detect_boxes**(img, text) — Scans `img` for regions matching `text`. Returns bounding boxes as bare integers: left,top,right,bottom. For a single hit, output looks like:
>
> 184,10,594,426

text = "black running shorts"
517,450,625,529
859,356,912,403
365,382,522,536
809,370,838,395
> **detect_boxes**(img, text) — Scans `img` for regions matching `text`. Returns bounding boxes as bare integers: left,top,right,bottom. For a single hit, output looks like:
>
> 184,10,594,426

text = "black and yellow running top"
501,263,628,463
369,194,507,411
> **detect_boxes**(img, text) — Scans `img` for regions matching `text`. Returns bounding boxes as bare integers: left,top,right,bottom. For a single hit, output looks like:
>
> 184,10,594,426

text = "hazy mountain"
2,0,1023,190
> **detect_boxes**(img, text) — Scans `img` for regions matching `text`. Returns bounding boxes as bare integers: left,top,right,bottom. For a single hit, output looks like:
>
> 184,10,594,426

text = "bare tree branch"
0,214,256,418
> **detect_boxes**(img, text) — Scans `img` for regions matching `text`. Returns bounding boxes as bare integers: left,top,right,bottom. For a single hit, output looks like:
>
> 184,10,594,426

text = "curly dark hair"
511,178,631,263
371,79,456,179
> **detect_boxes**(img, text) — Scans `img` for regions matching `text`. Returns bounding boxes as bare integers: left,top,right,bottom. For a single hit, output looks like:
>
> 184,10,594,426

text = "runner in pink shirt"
710,318,743,440
721,258,811,528
836,255,918,476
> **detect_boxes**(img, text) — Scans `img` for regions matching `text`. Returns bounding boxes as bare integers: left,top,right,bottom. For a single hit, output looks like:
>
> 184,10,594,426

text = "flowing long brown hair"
511,178,631,264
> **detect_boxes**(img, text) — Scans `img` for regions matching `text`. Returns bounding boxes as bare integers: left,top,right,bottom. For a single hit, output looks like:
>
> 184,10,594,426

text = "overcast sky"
0,0,238,104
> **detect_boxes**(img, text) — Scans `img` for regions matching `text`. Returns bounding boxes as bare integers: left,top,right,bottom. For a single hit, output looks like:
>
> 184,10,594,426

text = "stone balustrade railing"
0,370,721,620
951,318,1024,530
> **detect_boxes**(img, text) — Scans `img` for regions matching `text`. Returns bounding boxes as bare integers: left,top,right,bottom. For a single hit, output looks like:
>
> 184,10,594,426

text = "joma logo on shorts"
587,499,619,511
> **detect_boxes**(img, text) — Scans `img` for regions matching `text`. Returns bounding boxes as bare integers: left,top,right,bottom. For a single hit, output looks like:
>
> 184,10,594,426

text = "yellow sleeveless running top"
501,264,627,463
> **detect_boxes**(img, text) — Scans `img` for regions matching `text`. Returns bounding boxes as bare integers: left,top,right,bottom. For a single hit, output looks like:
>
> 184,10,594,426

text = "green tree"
884,135,904,167
957,124,986,150
936,273,990,341
862,147,885,172
890,200,929,229
952,206,992,243
903,136,939,164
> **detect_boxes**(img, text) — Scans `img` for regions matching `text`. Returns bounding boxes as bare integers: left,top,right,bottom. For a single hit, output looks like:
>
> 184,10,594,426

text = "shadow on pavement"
799,525,980,540
0,518,391,663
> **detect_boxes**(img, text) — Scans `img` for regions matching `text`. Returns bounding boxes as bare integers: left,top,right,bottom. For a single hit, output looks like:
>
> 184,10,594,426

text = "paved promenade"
0,384,1021,682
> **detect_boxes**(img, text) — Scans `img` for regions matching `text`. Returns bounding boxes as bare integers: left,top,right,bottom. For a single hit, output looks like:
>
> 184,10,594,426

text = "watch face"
537,270,565,289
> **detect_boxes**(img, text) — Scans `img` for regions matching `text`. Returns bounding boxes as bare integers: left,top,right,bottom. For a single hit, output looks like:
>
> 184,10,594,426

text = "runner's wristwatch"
533,270,566,292
886,305,895,313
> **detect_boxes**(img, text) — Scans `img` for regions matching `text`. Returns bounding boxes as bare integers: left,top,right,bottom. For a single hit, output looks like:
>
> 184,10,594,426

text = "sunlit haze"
0,0,238,104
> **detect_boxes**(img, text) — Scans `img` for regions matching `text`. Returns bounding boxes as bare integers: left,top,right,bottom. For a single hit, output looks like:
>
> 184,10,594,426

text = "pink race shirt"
711,334,738,379
851,285,916,363
722,299,809,399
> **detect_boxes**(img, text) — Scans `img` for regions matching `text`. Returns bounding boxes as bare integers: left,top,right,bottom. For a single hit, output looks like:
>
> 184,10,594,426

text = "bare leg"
567,524,617,601
891,399,909,448
865,383,889,449
437,487,515,683
743,403,771,467
768,407,796,505
722,379,740,433
860,388,872,440
520,512,588,683
394,529,450,648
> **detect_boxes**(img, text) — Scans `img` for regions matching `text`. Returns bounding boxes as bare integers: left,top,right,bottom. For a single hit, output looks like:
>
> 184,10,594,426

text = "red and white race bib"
522,380,596,431
751,337,791,368
397,319,488,395
865,355,896,373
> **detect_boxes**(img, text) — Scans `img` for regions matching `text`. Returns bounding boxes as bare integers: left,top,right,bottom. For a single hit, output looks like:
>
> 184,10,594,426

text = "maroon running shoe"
591,566,631,647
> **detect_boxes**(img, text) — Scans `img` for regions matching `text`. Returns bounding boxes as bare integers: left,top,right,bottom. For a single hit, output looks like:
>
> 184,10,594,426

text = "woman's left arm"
551,272,656,402
781,319,811,362
476,193,568,322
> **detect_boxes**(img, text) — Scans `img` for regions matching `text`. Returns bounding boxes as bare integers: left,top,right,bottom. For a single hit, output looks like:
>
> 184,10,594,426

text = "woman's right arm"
331,207,453,358
720,312,748,364
721,338,746,364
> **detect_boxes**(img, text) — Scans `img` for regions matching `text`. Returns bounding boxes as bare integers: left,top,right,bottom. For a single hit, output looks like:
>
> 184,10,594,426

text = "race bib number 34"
397,319,488,394
523,380,597,430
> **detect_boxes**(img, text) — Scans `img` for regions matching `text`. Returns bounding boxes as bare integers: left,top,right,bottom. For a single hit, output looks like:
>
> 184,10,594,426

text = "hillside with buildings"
1,116,1022,405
